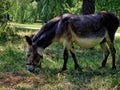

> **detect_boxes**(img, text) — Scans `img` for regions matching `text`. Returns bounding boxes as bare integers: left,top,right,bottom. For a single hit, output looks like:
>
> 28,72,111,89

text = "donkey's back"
56,11,119,48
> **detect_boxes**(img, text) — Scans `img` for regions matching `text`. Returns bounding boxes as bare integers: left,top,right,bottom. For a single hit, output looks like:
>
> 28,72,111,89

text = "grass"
8,22,43,30
117,27,120,33
0,24,120,90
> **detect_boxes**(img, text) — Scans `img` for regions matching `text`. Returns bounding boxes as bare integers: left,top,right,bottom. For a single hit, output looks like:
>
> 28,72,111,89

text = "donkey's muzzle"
26,64,35,72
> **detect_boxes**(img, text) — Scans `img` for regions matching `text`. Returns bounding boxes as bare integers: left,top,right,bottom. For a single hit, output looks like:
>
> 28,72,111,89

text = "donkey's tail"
101,11,119,42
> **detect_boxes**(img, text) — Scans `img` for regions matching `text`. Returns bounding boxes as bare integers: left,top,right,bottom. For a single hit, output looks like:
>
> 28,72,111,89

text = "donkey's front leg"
62,48,68,71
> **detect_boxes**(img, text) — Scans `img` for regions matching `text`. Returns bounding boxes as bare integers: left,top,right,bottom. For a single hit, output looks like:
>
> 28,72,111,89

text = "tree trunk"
82,0,95,15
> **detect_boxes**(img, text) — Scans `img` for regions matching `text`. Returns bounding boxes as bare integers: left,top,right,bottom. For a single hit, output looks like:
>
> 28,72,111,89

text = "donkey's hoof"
99,66,105,69
59,69,66,73
62,68,67,71
112,66,116,69
75,65,79,69
75,66,83,72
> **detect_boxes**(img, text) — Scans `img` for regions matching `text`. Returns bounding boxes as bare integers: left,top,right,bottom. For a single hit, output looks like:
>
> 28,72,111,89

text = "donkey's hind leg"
106,38,116,69
100,41,110,68
70,46,79,69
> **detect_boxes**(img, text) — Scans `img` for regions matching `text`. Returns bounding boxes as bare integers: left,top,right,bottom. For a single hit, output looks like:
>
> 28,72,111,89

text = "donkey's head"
25,36,43,72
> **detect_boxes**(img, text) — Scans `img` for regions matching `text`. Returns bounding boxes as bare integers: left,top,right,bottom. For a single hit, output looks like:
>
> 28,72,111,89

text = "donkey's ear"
25,36,32,46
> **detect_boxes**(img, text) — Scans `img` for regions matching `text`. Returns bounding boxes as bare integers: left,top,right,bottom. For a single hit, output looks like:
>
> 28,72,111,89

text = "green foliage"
7,0,82,23
9,0,37,23
96,0,120,18
37,0,66,22
64,0,82,14
0,0,11,42
4,0,120,23
7,0,36,23
0,24,20,42
37,0,82,22
0,0,9,24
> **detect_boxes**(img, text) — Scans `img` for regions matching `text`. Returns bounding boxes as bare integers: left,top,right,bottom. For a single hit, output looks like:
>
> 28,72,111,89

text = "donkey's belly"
75,37,104,48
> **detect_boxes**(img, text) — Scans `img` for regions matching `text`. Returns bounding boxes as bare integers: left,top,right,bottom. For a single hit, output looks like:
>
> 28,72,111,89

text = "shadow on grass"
35,65,120,89
0,43,26,72
32,37,120,89
0,27,119,89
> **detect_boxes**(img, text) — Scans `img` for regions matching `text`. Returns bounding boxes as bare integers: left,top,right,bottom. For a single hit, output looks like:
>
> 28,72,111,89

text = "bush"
96,0,120,18
7,0,120,23
0,24,21,42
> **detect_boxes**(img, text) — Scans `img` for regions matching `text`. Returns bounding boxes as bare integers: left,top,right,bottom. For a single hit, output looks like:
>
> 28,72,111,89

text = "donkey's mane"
32,16,60,42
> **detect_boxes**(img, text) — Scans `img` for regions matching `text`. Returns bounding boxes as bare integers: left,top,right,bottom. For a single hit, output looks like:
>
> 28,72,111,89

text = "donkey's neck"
33,24,57,50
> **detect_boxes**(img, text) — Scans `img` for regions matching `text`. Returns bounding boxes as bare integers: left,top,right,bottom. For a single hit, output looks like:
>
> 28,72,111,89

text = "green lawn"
0,23,120,90
8,22,43,30
117,27,120,33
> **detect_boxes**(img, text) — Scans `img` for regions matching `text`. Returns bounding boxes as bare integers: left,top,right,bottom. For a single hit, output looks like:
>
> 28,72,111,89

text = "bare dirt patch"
0,71,49,89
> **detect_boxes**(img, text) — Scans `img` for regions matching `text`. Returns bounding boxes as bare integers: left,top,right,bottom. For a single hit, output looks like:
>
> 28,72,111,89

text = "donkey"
25,11,119,72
